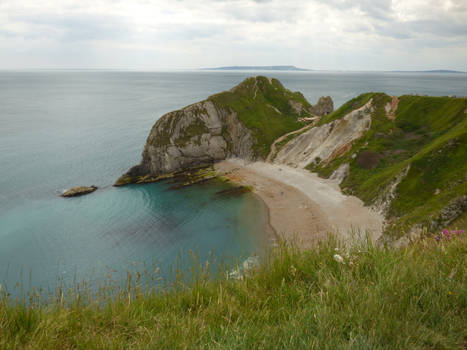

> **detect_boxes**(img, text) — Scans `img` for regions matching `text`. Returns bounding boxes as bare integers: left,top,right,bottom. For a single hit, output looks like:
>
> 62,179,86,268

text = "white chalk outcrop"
274,100,373,169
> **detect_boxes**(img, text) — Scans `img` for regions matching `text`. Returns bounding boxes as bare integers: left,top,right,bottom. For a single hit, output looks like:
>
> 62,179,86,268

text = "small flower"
434,235,440,241
333,254,344,263
442,229,449,236
451,230,457,235
458,230,464,235
334,247,339,252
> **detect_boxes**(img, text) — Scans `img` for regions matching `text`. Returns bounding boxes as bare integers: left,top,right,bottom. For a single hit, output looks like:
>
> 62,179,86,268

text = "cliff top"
208,76,317,157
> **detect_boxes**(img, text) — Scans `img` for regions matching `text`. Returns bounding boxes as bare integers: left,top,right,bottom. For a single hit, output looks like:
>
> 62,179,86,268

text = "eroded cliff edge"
271,92,467,241
116,76,466,241
115,76,333,186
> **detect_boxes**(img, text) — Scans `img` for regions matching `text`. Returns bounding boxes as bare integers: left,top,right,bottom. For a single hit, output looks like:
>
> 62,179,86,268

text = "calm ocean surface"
1,70,466,295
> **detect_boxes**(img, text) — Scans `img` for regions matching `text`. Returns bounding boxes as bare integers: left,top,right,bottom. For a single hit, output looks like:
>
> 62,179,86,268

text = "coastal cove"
215,160,383,247
0,178,272,296
1,70,466,295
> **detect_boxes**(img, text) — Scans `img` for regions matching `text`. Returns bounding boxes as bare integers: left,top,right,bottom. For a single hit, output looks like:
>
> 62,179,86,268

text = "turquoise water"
1,70,466,295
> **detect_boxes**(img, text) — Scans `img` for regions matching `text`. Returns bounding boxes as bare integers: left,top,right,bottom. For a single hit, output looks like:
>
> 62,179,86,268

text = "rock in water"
61,186,97,197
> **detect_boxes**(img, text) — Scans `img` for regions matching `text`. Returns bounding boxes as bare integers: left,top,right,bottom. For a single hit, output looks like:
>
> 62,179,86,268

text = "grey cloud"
410,19,467,37
227,6,300,23
207,0,305,23
372,23,412,39
373,17,467,40
318,0,467,43
0,0,466,70
13,13,132,42
150,22,227,41
447,0,467,13
319,0,393,20
0,29,22,38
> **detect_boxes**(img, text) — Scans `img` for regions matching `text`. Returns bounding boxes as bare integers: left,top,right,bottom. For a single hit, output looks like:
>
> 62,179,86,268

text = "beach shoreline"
215,159,383,247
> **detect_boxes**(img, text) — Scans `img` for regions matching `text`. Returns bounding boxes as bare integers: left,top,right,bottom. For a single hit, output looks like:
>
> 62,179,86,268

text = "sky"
0,0,466,71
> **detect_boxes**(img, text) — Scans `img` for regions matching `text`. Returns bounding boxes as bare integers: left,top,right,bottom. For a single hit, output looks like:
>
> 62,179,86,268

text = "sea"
1,70,466,297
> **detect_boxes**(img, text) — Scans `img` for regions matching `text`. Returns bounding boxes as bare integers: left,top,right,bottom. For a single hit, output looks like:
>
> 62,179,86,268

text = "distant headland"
203,65,310,71
202,67,465,73
388,70,466,74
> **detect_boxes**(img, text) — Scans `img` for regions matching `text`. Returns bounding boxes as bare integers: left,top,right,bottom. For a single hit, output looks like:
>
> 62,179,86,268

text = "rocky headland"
115,76,333,186
117,76,467,245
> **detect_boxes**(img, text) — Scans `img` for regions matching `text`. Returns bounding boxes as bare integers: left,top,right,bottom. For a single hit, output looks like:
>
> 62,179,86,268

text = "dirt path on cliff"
215,160,383,247
385,96,399,120
266,123,315,162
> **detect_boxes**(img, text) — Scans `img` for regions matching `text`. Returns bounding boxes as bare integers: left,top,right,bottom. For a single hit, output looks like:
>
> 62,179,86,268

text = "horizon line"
0,67,466,73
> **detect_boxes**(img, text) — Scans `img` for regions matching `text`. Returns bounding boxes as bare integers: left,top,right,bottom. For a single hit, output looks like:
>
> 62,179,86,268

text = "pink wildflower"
442,229,449,236
434,235,440,241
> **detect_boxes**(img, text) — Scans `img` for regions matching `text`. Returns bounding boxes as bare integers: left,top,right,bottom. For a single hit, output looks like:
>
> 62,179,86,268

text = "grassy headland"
307,94,467,238
209,76,310,158
1,234,465,349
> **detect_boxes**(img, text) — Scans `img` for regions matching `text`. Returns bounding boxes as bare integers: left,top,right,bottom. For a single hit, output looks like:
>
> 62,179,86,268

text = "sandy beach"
215,159,383,247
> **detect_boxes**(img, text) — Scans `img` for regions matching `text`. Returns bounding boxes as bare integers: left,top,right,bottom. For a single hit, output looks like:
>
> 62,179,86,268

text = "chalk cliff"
269,92,467,239
116,76,333,185
274,99,373,167
116,77,466,239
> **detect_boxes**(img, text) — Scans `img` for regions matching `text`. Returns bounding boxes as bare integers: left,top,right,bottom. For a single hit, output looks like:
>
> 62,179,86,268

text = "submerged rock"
61,186,97,197
214,186,252,197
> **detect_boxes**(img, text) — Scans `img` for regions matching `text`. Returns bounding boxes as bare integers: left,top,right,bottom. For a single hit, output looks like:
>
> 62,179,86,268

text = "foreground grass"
1,235,466,349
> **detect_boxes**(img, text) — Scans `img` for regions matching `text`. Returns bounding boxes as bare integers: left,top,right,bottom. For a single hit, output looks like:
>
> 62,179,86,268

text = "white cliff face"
139,100,254,176
372,164,411,216
117,76,335,185
274,100,373,169
329,163,350,184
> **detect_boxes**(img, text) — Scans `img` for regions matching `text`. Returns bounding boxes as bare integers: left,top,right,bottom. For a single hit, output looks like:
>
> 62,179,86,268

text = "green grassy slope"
308,94,467,237
1,236,465,349
209,76,311,158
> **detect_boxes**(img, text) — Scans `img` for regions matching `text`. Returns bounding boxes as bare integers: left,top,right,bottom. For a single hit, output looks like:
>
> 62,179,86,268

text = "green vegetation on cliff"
116,76,317,185
1,236,465,349
147,76,312,158
308,93,467,237
209,76,310,157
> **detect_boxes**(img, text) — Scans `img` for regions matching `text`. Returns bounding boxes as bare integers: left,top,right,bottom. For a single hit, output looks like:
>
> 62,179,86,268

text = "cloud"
220,1,306,23
0,0,465,70
11,13,132,42
321,0,393,20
